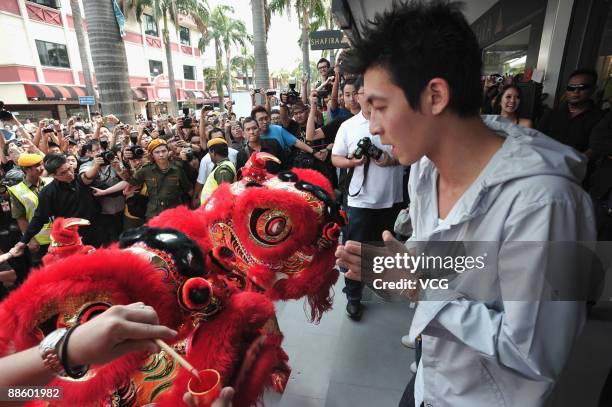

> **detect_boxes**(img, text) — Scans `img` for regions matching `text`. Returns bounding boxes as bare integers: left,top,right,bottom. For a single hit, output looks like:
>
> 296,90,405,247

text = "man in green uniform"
7,153,52,266
126,139,192,220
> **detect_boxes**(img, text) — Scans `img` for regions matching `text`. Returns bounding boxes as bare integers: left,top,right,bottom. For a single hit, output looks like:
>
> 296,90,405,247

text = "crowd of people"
0,0,611,405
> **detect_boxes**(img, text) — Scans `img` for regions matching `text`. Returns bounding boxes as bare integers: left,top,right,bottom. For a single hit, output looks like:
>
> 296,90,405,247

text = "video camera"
281,78,300,105
128,131,145,159
353,137,383,161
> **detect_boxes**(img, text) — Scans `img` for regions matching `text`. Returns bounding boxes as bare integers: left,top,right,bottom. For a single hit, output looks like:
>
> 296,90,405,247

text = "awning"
24,84,86,101
132,88,148,101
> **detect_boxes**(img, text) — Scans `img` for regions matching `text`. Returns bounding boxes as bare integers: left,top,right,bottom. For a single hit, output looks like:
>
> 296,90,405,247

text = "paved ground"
263,278,416,407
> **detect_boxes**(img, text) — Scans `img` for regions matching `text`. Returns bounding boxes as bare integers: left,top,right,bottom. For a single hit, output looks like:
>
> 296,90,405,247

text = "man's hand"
90,187,107,197
336,240,362,280
27,239,40,253
123,149,134,160
111,156,122,172
10,242,26,258
92,156,105,168
179,148,188,161
0,269,16,286
314,150,328,161
310,91,318,107
106,114,120,125
66,302,178,367
348,156,366,167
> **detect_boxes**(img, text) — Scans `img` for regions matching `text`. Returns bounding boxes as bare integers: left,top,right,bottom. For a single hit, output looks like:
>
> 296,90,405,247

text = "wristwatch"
39,328,68,375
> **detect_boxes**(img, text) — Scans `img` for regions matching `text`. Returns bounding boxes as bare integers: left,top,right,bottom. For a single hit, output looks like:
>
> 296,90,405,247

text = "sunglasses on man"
566,84,593,92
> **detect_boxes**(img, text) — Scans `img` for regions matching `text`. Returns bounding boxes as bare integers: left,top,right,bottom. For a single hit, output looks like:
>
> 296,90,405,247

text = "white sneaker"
410,361,417,374
401,334,415,349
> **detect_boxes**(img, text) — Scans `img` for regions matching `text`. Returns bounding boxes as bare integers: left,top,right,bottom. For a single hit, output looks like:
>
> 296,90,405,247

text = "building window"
149,60,163,76
35,40,70,68
28,0,58,8
144,14,159,37
179,26,191,46
183,65,195,80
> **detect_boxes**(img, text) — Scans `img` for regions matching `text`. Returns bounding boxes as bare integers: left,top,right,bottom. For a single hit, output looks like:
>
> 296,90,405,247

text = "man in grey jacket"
335,2,596,406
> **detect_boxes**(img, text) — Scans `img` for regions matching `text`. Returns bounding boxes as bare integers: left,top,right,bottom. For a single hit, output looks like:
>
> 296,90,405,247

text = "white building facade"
0,0,212,121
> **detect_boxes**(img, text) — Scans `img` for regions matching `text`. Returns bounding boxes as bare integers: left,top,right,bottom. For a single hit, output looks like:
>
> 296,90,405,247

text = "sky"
204,0,323,75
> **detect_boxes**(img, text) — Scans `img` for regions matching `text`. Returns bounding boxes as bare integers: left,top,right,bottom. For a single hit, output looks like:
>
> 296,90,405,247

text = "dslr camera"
128,145,145,159
281,78,300,105
353,137,383,161
182,108,192,129
97,150,116,165
184,147,194,161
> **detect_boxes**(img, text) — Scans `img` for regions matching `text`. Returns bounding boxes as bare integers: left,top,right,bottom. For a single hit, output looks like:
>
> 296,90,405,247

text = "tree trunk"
301,5,310,92
330,48,336,67
70,0,96,105
243,62,249,90
163,14,178,115
82,0,134,124
225,46,232,101
215,37,225,112
251,0,270,104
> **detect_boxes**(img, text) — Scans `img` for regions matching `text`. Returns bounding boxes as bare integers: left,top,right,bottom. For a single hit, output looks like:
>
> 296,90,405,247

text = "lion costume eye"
249,208,292,246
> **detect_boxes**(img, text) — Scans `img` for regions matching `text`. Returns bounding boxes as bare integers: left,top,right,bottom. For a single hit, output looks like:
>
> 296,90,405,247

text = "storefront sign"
310,30,350,50
79,96,95,105
471,0,547,48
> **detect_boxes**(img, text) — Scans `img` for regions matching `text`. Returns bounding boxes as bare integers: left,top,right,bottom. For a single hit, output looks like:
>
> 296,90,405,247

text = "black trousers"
343,203,403,302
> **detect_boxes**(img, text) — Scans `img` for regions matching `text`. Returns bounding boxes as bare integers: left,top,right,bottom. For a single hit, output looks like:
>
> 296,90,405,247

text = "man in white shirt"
192,128,238,207
332,76,404,320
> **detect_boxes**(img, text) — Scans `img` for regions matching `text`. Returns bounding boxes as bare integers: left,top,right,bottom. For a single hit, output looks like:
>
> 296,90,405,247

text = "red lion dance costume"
0,153,345,406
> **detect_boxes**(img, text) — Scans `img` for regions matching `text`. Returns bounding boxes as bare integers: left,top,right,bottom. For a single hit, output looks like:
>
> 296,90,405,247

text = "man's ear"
422,78,451,116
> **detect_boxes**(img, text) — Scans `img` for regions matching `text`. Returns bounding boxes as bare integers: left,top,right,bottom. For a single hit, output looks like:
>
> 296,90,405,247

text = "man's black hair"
43,153,67,174
341,77,357,92
344,0,482,117
209,143,228,157
270,108,280,115
208,127,224,139
354,75,364,90
250,105,268,120
48,141,61,149
243,117,259,128
569,68,598,86
317,58,331,68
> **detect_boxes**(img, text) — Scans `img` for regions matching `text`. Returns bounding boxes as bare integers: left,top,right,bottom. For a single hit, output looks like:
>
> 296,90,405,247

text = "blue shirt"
329,107,352,121
261,124,297,150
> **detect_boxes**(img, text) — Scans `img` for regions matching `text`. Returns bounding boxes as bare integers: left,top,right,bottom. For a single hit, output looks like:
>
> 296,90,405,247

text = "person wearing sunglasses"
538,69,604,154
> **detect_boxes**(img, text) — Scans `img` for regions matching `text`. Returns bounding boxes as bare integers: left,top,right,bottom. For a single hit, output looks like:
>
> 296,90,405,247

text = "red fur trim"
155,292,278,407
0,249,191,405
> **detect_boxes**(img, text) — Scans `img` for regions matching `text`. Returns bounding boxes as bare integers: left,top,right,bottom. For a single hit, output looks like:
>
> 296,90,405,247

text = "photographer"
328,57,352,121
331,75,404,321
236,117,284,176
80,140,125,245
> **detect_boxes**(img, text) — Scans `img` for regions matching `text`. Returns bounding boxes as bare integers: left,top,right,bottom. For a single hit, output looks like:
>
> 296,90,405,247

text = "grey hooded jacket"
407,115,596,407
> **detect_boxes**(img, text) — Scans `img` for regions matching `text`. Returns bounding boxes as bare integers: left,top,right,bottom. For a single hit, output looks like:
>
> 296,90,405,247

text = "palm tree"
82,0,134,124
220,12,251,101
251,0,271,100
199,5,249,111
309,0,337,65
126,0,209,114
70,0,96,105
231,47,256,90
269,0,326,92
202,67,218,92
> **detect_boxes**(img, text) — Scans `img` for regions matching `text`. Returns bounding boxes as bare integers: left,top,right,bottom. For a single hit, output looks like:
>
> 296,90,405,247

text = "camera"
42,126,55,134
266,90,277,96
490,74,504,84
203,105,214,112
282,79,300,105
182,107,192,129
185,147,193,161
128,145,145,159
14,140,22,147
97,150,116,165
0,101,12,121
254,89,261,94
353,137,383,161
317,89,329,99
